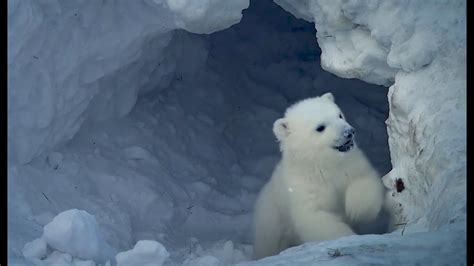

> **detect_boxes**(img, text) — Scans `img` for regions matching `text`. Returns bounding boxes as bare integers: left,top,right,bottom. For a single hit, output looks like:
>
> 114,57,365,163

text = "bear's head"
273,93,356,161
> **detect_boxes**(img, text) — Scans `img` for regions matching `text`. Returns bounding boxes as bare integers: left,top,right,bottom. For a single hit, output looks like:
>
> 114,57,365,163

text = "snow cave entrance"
128,0,393,186
106,0,393,248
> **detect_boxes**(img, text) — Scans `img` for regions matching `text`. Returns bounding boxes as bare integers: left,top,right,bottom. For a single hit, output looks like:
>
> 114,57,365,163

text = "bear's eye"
316,125,325,132
339,114,343,119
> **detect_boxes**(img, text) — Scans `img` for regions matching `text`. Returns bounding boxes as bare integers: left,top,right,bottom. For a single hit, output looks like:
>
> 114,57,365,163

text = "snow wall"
274,0,466,231
8,0,466,264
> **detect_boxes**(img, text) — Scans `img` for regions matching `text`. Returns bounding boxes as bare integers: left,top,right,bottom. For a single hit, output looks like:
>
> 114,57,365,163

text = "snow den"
8,0,466,265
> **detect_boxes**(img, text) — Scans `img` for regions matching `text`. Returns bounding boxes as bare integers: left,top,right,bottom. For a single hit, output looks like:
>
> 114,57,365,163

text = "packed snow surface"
240,222,466,266
8,0,466,265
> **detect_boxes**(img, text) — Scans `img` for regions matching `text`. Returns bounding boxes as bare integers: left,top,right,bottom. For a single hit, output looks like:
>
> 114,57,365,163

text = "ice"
115,240,169,266
42,209,115,263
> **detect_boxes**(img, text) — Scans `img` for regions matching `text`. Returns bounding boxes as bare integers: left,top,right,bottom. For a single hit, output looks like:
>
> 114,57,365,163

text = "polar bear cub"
253,93,384,259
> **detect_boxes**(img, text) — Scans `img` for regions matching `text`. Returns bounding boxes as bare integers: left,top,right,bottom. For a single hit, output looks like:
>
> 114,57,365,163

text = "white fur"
253,93,384,259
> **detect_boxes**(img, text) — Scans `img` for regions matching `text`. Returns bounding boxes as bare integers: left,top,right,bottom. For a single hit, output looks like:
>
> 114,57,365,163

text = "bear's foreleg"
291,208,354,243
345,177,384,224
253,188,284,259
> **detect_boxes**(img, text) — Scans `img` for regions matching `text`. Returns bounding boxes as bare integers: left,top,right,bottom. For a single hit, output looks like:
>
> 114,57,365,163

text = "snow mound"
116,240,169,266
41,209,115,263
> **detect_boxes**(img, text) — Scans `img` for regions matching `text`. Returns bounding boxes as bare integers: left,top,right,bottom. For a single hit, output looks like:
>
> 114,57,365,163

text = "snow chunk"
166,0,250,34
122,146,153,160
43,251,73,265
116,240,169,266
22,238,47,260
46,152,63,170
182,239,251,265
273,0,314,22
387,30,437,72
73,258,96,266
216,240,236,262
183,255,221,266
42,209,114,262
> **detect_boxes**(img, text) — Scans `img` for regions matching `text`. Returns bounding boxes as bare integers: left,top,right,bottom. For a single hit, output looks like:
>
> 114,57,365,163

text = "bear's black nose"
344,128,355,139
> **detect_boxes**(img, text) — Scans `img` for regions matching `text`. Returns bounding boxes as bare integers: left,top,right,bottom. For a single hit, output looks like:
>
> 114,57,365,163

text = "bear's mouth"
333,139,354,152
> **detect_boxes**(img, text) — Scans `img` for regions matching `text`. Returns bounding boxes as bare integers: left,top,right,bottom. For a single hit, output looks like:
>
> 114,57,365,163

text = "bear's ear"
321,92,335,102
273,118,289,141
